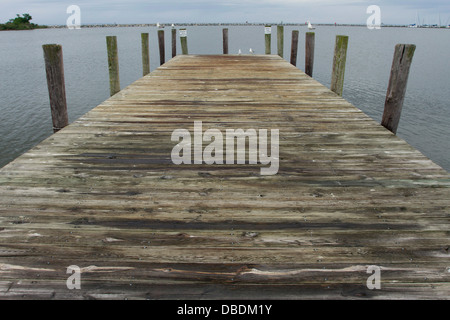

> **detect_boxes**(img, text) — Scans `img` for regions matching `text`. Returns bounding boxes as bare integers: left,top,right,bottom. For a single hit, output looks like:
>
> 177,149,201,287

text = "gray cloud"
1,0,449,25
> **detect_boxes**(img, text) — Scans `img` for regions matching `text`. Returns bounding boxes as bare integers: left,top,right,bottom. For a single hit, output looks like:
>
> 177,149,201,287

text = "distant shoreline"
0,25,47,31
5,22,449,30
40,23,450,29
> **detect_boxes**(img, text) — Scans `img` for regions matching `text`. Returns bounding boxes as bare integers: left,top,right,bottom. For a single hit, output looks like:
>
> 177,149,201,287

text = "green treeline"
0,14,47,31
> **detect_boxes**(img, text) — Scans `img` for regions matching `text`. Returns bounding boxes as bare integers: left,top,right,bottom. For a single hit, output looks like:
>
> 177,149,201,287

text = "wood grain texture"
180,30,188,55
0,55,449,300
381,44,416,134
277,26,284,58
331,35,349,96
305,32,315,77
171,28,177,58
42,44,68,133
141,33,150,76
290,30,299,66
158,30,165,66
106,36,120,97
222,28,228,55
265,25,271,55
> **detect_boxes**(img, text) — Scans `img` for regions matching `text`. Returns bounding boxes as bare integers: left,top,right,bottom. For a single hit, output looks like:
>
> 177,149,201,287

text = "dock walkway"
0,55,449,299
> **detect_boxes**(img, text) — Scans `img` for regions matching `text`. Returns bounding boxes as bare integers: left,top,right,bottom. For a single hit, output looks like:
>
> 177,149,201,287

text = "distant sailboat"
307,21,315,30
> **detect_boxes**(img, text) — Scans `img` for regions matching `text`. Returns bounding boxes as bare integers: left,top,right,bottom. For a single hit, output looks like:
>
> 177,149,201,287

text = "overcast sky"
1,0,449,26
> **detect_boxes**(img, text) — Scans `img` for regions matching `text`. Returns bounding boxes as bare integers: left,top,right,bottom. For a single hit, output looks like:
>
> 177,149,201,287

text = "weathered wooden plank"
0,55,449,300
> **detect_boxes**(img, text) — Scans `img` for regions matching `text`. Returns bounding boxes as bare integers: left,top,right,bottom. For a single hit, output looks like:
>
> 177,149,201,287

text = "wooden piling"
141,33,150,76
330,35,349,96
172,28,177,58
42,44,69,133
290,30,299,66
180,29,188,55
381,44,416,134
222,28,229,54
158,29,165,65
305,32,315,77
265,25,271,54
106,36,120,97
277,25,284,58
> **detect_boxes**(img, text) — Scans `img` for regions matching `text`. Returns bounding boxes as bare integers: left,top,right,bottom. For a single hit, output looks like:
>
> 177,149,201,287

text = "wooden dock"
0,55,449,299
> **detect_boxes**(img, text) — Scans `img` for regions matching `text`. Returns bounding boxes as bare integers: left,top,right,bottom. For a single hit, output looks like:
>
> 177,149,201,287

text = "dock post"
305,32,315,77
158,29,165,65
330,35,349,96
141,33,150,76
290,30,299,66
172,27,177,58
223,28,229,54
381,44,416,134
42,44,69,133
265,25,271,54
180,29,188,55
106,36,120,97
277,25,284,58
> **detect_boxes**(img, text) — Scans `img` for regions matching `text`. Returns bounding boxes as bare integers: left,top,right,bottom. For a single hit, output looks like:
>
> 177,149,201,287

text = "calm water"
0,25,449,171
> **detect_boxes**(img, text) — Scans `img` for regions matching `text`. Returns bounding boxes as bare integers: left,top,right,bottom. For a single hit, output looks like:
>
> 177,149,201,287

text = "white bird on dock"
249,48,254,54
307,20,315,30
238,49,242,55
